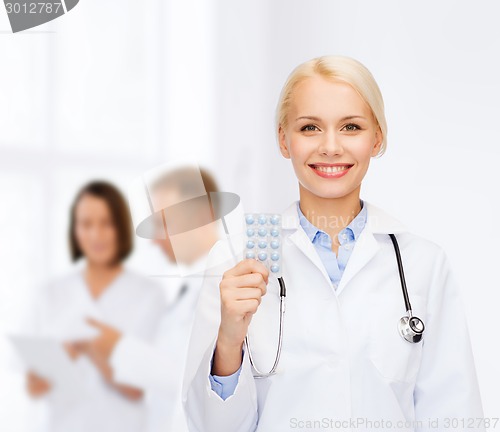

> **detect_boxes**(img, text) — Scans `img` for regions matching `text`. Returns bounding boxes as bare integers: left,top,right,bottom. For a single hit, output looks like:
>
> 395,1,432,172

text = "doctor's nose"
317,132,344,156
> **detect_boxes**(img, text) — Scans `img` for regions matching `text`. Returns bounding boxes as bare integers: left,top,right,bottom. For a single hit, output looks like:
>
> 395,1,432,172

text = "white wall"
1,0,498,429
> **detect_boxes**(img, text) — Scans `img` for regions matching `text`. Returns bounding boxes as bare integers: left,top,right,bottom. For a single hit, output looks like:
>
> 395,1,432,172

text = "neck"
298,184,362,239
85,261,122,299
86,260,121,274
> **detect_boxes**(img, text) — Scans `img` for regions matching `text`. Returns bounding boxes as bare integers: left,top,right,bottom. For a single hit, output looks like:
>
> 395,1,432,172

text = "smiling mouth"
308,164,353,173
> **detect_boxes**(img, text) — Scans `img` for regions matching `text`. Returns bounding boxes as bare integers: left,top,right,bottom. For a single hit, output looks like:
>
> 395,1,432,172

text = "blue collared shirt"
297,199,367,290
209,199,368,400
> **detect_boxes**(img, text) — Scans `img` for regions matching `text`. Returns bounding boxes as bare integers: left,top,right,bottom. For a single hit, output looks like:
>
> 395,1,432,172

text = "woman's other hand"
26,371,51,398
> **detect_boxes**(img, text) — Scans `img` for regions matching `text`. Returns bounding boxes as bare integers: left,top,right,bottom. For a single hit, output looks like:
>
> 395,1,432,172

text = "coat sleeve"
414,247,485,432
110,335,178,390
181,240,259,432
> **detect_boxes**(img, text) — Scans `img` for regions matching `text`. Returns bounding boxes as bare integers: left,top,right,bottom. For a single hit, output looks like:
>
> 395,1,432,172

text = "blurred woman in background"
26,180,165,432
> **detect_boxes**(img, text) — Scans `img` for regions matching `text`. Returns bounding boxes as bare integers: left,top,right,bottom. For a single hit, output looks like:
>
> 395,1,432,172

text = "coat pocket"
367,293,427,383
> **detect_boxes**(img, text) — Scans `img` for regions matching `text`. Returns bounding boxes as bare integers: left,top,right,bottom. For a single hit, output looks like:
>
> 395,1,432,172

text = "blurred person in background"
83,167,222,432
25,180,166,432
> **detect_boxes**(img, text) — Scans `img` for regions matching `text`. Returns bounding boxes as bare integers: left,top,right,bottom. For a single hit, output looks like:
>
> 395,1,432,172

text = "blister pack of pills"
244,213,282,278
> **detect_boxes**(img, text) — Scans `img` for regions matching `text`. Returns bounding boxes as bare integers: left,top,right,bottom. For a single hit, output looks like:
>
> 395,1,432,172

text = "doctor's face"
74,194,119,266
278,75,382,201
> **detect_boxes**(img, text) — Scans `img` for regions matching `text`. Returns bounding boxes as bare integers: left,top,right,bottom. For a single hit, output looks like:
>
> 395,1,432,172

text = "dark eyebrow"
295,115,367,122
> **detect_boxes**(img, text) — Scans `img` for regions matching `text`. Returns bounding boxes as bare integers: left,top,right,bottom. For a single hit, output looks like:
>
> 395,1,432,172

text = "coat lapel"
281,201,332,285
281,200,409,296
335,224,380,296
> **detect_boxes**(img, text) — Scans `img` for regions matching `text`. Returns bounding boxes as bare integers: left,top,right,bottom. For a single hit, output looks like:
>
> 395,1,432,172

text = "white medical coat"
111,272,204,432
182,200,484,432
29,267,166,432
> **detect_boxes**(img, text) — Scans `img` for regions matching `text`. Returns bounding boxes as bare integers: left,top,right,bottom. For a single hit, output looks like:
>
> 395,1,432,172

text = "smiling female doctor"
182,56,485,432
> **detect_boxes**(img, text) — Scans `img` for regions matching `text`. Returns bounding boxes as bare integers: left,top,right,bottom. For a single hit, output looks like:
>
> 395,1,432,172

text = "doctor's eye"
341,123,361,132
300,124,320,132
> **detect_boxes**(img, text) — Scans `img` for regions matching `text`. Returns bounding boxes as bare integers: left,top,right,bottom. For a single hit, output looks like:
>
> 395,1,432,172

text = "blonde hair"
276,55,387,158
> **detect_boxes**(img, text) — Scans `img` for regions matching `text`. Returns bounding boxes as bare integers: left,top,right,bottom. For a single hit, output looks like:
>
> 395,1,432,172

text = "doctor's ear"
371,126,383,157
278,125,291,159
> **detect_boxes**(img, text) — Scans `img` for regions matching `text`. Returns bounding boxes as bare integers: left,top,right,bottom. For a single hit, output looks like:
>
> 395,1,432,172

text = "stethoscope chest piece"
398,314,425,343
389,233,425,344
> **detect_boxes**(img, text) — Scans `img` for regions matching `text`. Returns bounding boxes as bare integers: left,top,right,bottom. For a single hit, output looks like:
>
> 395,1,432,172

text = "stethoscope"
245,233,425,379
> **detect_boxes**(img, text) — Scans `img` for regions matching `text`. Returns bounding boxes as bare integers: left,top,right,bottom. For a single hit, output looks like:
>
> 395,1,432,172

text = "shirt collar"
296,199,367,243
281,199,408,234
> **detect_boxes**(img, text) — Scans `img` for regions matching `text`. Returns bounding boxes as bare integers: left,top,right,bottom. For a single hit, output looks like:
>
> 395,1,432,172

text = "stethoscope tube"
245,277,286,378
389,234,425,343
389,234,411,312
246,233,425,378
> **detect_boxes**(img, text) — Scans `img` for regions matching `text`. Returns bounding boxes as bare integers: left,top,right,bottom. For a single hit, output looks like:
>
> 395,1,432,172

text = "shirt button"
344,244,351,250
341,233,347,240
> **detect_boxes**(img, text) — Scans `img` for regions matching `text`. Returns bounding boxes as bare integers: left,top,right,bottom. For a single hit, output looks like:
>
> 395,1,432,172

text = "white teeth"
313,165,351,173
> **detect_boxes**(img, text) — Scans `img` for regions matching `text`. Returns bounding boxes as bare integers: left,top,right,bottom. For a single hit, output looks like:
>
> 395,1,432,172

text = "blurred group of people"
22,166,221,432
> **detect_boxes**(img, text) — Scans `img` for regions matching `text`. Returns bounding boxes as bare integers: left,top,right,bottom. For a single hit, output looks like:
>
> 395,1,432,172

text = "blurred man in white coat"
86,166,223,432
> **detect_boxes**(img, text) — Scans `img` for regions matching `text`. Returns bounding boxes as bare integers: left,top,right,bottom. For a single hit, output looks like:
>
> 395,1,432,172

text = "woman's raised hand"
212,259,269,376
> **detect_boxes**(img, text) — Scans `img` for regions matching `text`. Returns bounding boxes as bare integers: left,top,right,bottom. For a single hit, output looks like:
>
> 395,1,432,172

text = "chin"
88,254,116,266
301,182,350,200
166,253,177,263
